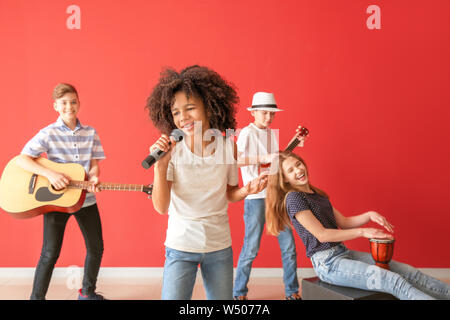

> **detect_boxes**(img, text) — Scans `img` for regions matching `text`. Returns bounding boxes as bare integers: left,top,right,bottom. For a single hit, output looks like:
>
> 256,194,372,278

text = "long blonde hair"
265,151,328,236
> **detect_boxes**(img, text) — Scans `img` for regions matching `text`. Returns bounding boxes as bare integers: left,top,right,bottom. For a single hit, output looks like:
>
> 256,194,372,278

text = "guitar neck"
283,126,309,152
69,181,148,192
284,138,300,152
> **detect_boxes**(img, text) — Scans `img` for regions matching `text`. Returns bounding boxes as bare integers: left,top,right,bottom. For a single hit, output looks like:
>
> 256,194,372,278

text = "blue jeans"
311,244,450,300
233,199,299,297
162,246,233,300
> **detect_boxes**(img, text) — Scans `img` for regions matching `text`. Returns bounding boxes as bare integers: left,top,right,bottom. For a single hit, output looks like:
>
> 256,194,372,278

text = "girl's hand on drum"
361,228,394,240
368,211,394,233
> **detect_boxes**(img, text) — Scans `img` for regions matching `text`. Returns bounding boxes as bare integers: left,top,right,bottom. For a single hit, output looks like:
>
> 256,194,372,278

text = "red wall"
0,0,449,268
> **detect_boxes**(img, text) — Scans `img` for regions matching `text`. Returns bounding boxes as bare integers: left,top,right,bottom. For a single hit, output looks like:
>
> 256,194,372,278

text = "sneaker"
285,292,302,300
233,295,248,300
78,289,108,300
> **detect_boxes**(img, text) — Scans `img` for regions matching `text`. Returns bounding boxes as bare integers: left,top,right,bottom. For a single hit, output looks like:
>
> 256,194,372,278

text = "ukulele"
0,156,153,219
258,126,309,173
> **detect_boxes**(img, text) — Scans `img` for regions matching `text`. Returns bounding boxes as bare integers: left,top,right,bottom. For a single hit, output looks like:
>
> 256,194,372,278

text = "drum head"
369,238,395,244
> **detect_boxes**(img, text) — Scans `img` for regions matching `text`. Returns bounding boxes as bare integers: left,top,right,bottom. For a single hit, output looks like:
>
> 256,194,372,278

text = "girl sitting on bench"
265,151,449,300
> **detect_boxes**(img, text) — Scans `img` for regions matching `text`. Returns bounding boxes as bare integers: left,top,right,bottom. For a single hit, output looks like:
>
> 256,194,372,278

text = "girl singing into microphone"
145,65,267,300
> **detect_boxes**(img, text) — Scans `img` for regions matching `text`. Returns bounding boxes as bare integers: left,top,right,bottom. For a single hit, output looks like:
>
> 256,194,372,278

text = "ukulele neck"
283,126,309,152
284,138,300,152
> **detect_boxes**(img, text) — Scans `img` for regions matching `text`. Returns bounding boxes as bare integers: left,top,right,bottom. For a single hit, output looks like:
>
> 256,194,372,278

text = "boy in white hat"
234,92,302,300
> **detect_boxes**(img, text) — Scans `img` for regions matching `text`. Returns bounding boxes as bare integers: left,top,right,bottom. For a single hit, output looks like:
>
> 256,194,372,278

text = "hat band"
250,104,278,109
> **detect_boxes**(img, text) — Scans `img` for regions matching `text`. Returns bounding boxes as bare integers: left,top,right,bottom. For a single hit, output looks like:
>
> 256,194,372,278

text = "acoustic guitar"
0,156,153,219
259,126,309,173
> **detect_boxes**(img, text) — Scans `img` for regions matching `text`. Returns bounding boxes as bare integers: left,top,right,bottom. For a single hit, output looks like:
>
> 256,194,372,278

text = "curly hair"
145,65,239,135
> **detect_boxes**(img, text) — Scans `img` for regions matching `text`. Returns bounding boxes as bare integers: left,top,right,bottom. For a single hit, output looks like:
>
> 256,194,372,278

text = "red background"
0,0,449,268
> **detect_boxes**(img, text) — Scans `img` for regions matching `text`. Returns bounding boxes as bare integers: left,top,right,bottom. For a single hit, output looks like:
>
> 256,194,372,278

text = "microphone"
142,130,184,169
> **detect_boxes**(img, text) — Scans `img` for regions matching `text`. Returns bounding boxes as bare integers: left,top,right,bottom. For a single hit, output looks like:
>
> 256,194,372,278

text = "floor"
1,276,448,300
0,276,295,300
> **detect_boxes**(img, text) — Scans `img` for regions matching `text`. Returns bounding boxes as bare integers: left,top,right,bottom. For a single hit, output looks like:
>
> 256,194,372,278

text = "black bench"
302,277,397,300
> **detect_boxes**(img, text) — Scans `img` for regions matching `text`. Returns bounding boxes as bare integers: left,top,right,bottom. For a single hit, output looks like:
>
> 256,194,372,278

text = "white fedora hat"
247,92,283,112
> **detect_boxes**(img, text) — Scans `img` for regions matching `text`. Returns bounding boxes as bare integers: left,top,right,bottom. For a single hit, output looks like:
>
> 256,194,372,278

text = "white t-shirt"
165,136,239,253
236,123,279,199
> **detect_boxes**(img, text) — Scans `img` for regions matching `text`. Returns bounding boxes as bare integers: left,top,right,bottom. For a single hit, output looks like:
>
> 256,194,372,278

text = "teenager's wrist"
154,160,169,171
43,168,56,180
357,228,364,238
241,186,250,198
88,175,99,181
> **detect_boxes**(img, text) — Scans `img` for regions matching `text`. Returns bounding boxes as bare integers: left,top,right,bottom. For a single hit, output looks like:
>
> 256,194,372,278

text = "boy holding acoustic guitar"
15,83,107,300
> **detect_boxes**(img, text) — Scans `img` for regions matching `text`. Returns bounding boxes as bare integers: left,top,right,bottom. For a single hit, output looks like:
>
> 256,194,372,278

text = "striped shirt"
21,116,106,207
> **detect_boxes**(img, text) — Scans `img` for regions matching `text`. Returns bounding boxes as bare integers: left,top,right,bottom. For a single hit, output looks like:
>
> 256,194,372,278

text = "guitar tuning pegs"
300,127,309,136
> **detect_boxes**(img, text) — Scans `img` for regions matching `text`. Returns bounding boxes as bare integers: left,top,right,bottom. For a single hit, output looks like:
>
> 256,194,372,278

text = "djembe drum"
369,238,395,270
